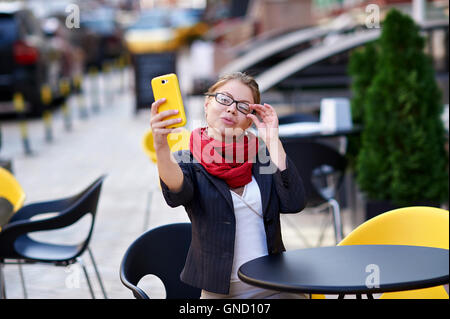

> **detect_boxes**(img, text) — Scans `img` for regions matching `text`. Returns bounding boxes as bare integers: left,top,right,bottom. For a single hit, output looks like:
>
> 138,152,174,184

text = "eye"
216,93,232,105
237,103,250,113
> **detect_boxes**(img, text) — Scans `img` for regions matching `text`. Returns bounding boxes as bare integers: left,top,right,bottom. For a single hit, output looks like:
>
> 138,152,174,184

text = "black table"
238,245,449,299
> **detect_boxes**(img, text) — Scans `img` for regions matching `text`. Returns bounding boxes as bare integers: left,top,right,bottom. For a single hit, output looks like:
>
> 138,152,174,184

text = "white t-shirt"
230,176,268,282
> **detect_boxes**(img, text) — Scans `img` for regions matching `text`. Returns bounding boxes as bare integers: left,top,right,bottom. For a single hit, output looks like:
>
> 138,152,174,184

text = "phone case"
151,73,187,128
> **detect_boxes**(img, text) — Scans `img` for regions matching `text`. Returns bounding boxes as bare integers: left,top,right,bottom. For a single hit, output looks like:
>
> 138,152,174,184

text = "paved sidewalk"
0,68,354,299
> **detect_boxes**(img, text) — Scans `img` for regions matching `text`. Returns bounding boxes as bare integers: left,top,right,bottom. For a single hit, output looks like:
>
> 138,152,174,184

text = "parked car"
0,2,66,116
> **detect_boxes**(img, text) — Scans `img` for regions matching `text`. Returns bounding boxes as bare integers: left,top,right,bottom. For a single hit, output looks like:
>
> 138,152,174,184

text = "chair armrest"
8,197,73,223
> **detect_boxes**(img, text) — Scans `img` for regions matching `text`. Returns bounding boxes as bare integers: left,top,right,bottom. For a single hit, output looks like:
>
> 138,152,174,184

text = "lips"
221,117,236,125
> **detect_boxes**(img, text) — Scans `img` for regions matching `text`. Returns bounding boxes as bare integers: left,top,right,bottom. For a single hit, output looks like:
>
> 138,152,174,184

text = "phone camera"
162,80,168,84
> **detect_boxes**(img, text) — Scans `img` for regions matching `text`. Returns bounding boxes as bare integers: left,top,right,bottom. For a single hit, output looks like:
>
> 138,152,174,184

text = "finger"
152,118,183,128
251,104,270,118
247,113,262,127
153,127,178,136
151,109,179,124
151,98,166,116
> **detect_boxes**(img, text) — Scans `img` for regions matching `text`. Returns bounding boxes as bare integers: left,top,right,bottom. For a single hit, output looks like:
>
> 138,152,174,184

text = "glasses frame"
205,92,254,115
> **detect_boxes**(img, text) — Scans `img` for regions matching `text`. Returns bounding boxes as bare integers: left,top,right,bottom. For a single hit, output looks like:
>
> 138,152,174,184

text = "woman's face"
204,79,253,140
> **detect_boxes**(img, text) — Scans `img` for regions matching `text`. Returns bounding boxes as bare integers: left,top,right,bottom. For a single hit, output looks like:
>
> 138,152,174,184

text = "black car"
0,3,65,116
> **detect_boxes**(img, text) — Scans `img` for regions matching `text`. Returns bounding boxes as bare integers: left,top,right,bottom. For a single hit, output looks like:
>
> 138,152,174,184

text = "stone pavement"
0,67,356,299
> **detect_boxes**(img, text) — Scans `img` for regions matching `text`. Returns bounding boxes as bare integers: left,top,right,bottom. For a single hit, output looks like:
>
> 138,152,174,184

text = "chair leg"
77,256,96,299
87,247,107,299
0,262,6,299
329,198,344,244
18,261,28,299
316,205,332,247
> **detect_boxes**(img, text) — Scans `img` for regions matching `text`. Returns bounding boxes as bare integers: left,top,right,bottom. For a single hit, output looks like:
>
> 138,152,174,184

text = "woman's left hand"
247,103,279,148
247,103,287,171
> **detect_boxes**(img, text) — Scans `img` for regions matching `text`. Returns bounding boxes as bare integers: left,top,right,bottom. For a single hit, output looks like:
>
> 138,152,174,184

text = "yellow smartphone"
151,73,187,128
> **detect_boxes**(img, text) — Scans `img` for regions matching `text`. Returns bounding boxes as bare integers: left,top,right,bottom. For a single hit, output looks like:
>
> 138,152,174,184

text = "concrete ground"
0,65,357,299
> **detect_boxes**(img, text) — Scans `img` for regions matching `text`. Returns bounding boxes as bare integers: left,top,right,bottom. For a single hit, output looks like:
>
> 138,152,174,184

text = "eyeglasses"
205,92,253,115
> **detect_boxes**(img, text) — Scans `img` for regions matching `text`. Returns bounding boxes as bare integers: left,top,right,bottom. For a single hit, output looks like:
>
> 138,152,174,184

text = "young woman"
150,72,307,298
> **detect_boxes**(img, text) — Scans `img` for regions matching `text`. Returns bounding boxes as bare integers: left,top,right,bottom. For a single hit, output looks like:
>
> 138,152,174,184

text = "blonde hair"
206,72,260,104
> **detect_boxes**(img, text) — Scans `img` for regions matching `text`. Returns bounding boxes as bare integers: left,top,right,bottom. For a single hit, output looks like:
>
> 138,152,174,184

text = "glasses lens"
237,103,251,114
216,93,233,106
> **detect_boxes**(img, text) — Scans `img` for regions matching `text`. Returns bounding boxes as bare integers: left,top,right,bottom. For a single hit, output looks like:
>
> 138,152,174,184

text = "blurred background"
0,0,448,117
0,0,448,299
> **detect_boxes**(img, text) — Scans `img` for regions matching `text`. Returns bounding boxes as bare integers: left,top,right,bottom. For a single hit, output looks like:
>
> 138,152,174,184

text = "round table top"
238,245,449,295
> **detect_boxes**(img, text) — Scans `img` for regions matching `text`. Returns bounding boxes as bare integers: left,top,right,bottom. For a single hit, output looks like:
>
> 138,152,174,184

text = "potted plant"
349,9,449,220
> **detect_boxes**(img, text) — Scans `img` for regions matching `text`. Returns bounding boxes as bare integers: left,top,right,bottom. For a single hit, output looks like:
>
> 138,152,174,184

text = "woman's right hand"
150,98,183,150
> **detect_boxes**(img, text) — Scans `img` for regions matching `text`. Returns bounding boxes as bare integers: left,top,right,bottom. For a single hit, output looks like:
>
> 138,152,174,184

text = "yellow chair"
312,206,449,299
0,167,26,214
141,128,191,163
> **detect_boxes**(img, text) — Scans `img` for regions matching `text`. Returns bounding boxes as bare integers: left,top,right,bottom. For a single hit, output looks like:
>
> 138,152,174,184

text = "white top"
230,176,268,282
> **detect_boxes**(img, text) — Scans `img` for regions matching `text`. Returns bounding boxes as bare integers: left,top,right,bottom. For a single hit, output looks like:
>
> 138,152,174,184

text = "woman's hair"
206,72,260,104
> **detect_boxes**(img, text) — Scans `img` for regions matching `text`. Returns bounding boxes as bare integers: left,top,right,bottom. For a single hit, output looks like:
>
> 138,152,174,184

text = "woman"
150,72,307,298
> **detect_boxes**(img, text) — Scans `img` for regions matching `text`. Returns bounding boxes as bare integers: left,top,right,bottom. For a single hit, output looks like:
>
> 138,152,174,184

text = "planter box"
365,200,441,221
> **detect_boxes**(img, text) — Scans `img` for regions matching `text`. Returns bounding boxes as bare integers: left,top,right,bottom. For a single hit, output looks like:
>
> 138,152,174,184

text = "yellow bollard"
89,66,101,113
13,92,32,155
73,75,88,119
41,85,53,142
59,79,71,131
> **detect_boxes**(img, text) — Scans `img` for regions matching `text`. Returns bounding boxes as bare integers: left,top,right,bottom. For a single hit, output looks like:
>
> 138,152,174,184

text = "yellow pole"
41,85,53,142
74,75,88,119
13,92,32,155
59,79,71,131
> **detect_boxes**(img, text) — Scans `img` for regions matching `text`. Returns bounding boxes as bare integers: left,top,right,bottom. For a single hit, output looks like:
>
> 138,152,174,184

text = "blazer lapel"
193,163,234,211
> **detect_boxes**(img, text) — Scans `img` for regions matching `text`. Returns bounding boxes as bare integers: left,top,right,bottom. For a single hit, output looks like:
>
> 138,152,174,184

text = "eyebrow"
222,91,251,104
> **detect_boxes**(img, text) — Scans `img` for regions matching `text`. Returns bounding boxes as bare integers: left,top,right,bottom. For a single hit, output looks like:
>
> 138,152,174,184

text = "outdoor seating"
0,175,107,299
312,206,449,299
282,140,347,245
120,222,201,299
0,167,26,215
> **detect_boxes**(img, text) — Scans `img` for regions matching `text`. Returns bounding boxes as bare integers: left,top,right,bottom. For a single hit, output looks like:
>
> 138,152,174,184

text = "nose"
226,102,237,115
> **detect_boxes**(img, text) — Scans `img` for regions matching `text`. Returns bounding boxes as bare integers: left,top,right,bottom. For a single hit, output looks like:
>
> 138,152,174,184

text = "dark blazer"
160,148,306,294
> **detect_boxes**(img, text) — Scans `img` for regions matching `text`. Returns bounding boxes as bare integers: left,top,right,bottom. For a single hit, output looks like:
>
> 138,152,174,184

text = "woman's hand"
247,103,279,148
150,98,183,151
247,103,287,171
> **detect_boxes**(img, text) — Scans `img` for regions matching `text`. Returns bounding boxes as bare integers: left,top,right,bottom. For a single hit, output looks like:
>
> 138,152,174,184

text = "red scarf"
189,127,258,188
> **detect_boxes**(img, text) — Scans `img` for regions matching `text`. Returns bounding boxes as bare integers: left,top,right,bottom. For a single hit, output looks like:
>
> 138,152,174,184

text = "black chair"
278,113,319,125
0,175,107,299
282,140,347,245
120,223,201,299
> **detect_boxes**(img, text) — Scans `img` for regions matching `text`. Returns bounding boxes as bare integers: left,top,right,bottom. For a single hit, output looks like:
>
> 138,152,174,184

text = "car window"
0,14,18,46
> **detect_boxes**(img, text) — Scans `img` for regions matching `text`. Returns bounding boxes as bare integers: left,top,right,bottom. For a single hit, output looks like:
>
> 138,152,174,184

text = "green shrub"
354,9,449,206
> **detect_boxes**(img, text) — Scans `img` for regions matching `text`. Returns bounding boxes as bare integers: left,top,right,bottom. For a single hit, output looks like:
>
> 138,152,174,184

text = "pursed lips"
221,117,236,125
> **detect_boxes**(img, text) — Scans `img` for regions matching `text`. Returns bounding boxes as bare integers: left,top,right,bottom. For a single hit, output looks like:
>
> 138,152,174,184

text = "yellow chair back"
312,206,449,299
0,167,26,213
141,129,191,164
